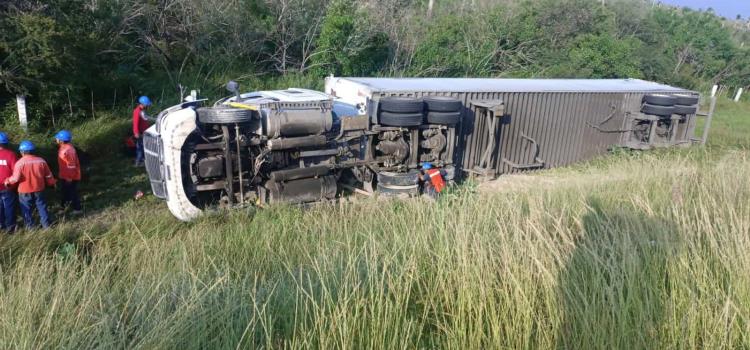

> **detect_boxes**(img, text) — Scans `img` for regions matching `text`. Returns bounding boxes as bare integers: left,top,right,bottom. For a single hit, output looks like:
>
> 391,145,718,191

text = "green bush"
311,0,390,77
555,33,643,78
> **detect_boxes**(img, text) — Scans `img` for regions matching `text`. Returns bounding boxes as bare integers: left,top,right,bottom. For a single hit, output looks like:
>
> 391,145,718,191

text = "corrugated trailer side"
459,91,631,174
325,77,700,177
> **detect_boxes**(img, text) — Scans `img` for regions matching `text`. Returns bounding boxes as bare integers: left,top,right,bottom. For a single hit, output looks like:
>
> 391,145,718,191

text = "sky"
658,0,750,19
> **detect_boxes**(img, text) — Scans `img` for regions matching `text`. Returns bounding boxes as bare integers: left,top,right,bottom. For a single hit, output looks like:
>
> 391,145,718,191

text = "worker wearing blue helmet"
5,140,56,229
132,95,155,167
55,130,82,214
0,132,18,233
419,162,446,198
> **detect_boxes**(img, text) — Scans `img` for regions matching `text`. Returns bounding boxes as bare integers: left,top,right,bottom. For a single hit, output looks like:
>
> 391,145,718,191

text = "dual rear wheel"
641,94,699,117
378,96,463,126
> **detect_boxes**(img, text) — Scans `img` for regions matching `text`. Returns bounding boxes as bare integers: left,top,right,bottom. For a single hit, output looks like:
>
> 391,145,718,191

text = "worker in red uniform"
4,141,56,229
132,95,154,167
0,132,18,233
55,130,82,213
420,162,446,198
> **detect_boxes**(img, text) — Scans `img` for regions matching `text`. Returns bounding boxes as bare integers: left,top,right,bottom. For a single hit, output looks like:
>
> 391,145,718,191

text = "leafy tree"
555,33,643,78
638,7,738,87
0,0,748,128
410,14,479,76
311,0,389,77
0,12,64,95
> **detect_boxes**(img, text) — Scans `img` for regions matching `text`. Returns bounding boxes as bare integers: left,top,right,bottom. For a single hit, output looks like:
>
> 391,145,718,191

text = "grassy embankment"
0,99,748,349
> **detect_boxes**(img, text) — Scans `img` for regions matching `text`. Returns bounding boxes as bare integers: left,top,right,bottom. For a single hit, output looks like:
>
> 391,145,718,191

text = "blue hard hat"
138,96,152,106
0,132,8,144
55,130,72,142
19,140,35,152
422,162,433,170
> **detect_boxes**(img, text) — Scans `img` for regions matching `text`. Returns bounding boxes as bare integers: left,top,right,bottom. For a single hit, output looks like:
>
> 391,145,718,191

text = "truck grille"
144,132,167,199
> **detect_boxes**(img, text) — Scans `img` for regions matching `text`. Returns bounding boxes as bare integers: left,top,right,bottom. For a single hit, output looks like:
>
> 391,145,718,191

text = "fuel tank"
264,176,337,204
263,103,333,138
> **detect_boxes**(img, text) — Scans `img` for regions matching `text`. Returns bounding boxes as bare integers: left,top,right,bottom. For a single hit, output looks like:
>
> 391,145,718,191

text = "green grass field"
0,99,748,349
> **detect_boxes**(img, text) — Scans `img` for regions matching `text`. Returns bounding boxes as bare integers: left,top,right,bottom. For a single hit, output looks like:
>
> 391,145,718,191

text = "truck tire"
376,183,419,197
379,112,423,127
642,94,677,106
641,103,675,116
379,97,423,114
197,107,254,124
674,94,699,106
673,104,698,115
377,170,420,187
424,96,462,112
426,111,461,125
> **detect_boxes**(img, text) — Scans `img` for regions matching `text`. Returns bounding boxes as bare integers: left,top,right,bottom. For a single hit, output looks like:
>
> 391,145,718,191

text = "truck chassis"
144,77,706,221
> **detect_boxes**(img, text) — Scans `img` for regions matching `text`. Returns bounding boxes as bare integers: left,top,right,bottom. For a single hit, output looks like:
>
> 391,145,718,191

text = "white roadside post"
16,95,28,132
734,88,743,102
711,85,718,97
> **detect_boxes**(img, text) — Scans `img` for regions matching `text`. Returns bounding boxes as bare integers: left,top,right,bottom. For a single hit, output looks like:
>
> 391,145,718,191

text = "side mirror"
226,81,239,93
226,81,241,101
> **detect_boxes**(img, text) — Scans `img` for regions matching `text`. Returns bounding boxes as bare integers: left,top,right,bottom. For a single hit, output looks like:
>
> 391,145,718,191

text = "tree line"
1,0,748,127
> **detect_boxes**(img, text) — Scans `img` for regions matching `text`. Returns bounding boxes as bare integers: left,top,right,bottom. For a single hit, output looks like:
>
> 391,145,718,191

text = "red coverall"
132,104,151,165
424,168,446,193
58,143,82,211
0,148,17,231
5,154,56,228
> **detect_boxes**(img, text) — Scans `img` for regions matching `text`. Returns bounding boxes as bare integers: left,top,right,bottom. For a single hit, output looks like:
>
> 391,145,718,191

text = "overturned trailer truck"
144,77,708,221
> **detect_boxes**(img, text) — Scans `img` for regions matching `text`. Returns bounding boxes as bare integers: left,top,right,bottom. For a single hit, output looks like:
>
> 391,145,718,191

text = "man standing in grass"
132,95,153,167
55,130,82,214
4,141,56,229
0,132,17,233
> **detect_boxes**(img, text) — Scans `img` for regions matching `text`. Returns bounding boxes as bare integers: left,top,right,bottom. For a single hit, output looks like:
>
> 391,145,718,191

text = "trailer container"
325,77,701,177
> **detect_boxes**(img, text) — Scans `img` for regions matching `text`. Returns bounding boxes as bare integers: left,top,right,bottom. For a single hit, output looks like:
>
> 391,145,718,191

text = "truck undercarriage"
146,87,461,220
145,78,707,221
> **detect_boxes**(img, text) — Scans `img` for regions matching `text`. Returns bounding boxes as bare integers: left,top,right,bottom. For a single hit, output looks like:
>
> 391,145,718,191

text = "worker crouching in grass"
0,132,18,233
419,162,446,199
55,130,82,214
4,141,56,229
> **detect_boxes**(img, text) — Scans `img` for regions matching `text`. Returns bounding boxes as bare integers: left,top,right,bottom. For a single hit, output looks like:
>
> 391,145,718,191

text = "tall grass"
0,146,748,349
0,102,748,348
